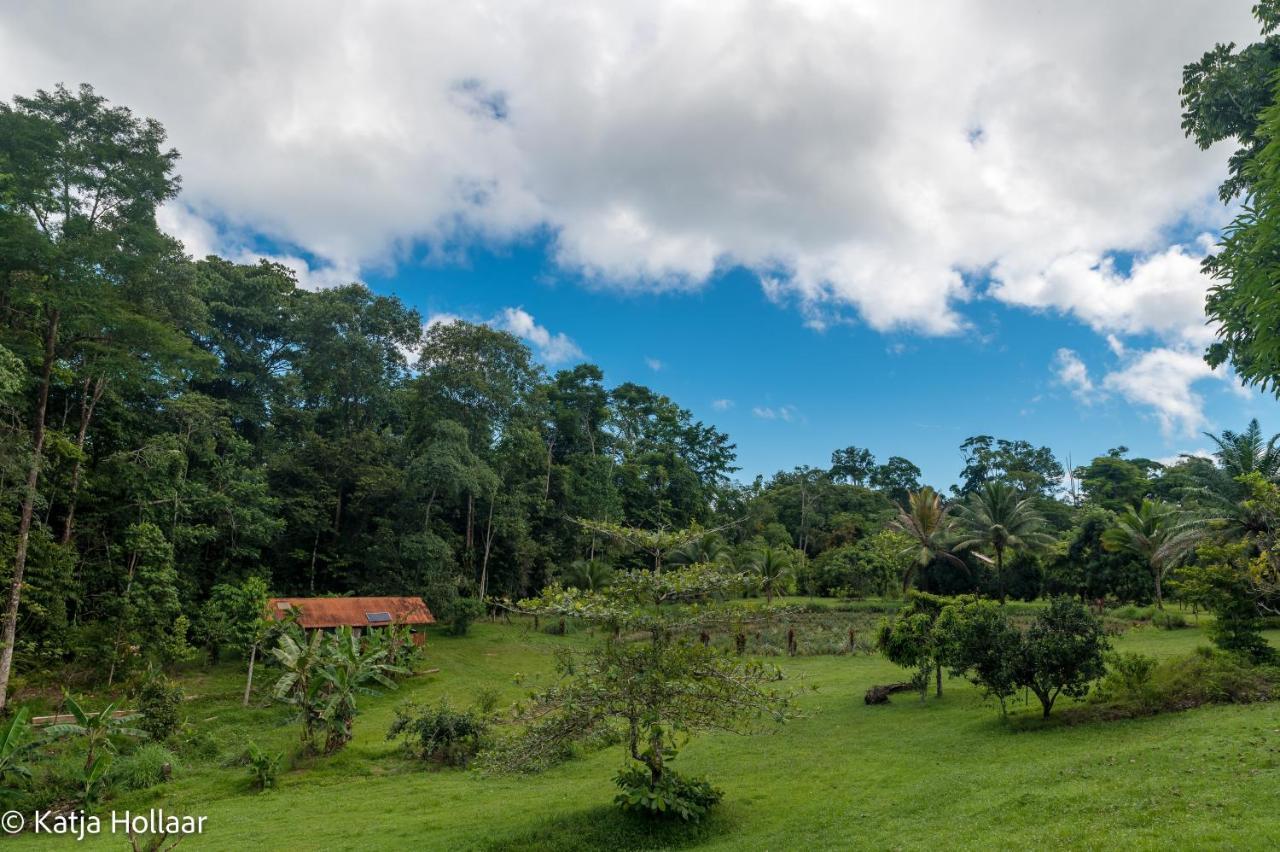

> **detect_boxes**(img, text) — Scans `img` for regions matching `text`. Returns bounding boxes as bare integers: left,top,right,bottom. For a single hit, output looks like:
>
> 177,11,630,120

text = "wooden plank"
31,709,133,727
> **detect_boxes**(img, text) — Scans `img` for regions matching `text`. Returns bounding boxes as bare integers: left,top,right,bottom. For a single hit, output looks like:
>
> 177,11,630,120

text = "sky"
1,0,1275,488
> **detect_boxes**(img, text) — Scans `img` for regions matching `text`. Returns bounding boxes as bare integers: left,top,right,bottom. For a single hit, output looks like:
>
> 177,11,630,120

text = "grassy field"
10,607,1280,851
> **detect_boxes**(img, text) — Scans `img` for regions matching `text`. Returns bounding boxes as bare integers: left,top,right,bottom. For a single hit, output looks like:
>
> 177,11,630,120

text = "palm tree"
1101,499,1201,609
1205,419,1280,481
561,558,615,591
668,533,730,567
890,486,964,594
748,545,792,605
953,482,1052,604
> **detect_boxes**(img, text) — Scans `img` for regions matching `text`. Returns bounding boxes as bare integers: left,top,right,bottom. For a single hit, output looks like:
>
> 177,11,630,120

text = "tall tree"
830,446,876,486
0,84,188,710
1101,499,1201,610
953,481,1052,604
890,486,963,594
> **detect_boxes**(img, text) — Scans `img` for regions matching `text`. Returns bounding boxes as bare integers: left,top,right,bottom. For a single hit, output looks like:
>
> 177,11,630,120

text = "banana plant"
315,626,403,754
0,707,38,795
271,626,327,745
45,692,147,771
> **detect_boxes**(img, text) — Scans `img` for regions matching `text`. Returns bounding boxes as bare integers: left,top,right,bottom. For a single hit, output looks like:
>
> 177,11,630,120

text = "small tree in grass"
1015,597,1109,717
876,592,949,699
494,559,795,821
201,576,272,705
934,596,1021,715
937,597,1108,718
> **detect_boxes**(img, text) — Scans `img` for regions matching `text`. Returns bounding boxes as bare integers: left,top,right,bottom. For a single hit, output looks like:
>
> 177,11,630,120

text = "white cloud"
157,203,359,290
0,1,1255,338
712,398,734,411
1053,348,1094,401
645,357,663,372
992,238,1220,350
752,404,798,422
1101,347,1219,437
1154,448,1214,466
494,307,584,365
424,312,463,330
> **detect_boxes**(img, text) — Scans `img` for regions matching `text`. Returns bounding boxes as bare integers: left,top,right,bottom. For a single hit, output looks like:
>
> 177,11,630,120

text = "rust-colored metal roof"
267,596,435,628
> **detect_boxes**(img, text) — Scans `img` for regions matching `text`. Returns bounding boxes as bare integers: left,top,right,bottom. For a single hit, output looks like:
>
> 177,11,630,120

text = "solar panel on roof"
365,611,392,624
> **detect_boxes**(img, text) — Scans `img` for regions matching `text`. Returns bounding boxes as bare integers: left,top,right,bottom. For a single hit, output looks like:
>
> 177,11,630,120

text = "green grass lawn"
11,610,1280,851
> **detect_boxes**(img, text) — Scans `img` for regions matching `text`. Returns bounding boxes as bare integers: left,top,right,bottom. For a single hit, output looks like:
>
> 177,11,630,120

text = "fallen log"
864,682,916,705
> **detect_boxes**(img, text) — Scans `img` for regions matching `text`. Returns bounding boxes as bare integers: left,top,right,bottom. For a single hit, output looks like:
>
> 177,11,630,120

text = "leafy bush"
387,700,490,766
613,764,723,821
1077,647,1278,721
1094,652,1158,708
108,744,176,791
1150,610,1188,630
447,597,486,637
176,728,220,760
244,741,282,791
136,674,184,742
473,687,501,715
1150,647,1278,706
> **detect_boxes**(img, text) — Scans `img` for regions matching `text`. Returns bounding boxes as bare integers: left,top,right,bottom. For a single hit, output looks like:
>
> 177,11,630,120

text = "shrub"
387,700,490,766
1151,647,1278,705
108,744,176,792
136,675,184,742
244,741,282,791
1151,610,1188,630
613,765,723,821
473,687,501,715
1076,647,1278,721
1095,652,1158,708
447,597,486,637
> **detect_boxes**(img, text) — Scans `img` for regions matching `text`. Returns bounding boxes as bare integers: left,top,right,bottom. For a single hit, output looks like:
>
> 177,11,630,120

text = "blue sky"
366,237,1271,489
5,0,1271,489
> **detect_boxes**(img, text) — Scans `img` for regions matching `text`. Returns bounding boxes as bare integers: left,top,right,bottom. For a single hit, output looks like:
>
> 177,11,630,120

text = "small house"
268,596,435,646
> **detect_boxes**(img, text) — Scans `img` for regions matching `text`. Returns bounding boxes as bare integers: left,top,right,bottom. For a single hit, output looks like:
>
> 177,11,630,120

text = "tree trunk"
0,309,58,712
996,547,1006,605
543,435,554,501
1153,568,1164,610
243,643,257,707
936,663,943,698
479,494,496,599
309,528,320,594
107,548,141,687
60,375,106,546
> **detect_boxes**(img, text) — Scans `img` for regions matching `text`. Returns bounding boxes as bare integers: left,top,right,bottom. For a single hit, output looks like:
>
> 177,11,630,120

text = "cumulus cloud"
1053,348,1095,401
645,357,663,372
1101,347,1219,437
0,2,1253,326
494,307,584,365
2,1,1261,428
993,238,1220,350
1154,448,1214,466
712,398,735,411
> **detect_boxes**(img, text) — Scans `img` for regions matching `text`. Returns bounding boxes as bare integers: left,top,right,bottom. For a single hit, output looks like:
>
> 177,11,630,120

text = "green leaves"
270,625,404,754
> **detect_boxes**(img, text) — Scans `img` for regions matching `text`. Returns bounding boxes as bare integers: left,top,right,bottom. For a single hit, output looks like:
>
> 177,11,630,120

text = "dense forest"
2,41,1280,718
6,4,1280,845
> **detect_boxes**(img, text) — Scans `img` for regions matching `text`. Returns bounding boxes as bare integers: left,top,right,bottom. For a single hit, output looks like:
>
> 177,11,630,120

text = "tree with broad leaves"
490,553,795,820
0,83,199,711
